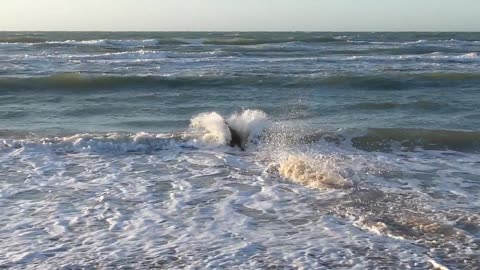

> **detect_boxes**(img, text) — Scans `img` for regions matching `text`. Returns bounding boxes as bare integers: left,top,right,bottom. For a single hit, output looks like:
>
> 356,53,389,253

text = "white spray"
190,112,232,146
189,109,271,148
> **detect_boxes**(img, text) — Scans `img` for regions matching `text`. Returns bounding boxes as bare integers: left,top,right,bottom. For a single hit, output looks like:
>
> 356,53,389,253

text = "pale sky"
1,0,479,31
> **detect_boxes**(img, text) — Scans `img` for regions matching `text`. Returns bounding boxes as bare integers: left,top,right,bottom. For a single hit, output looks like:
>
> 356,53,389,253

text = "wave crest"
2,132,181,154
4,72,480,91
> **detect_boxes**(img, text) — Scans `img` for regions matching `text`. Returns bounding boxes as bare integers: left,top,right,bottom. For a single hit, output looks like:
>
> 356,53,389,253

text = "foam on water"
2,132,182,154
72,50,168,60
277,154,353,189
46,39,108,45
44,39,159,47
2,31,480,268
1,110,480,269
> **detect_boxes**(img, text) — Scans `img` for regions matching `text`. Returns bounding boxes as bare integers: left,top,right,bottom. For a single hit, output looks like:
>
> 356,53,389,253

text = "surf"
189,109,270,150
3,72,480,91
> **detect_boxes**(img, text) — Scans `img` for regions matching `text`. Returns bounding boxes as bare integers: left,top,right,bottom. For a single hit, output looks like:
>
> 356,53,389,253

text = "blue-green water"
1,32,480,133
1,32,479,269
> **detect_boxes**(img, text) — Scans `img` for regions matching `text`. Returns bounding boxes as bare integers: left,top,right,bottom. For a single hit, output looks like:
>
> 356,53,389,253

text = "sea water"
1,32,479,269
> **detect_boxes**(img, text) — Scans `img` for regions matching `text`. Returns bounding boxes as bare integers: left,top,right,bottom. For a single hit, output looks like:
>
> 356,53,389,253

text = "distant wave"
2,72,480,91
0,36,341,46
202,36,339,45
17,49,231,62
0,38,182,46
44,39,160,46
0,36,48,43
344,52,480,61
2,32,480,47
345,100,445,110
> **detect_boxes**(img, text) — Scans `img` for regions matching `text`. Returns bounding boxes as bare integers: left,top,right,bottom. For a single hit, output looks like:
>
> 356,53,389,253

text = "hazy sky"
1,0,479,31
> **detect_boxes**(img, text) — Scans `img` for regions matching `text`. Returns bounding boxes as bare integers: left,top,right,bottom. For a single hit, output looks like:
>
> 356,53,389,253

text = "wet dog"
227,124,245,151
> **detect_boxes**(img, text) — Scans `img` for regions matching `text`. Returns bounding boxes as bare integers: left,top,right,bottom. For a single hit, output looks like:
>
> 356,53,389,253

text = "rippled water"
1,32,480,269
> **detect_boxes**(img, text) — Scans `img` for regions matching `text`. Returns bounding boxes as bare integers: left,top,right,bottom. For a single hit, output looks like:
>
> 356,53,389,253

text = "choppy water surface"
1,32,480,269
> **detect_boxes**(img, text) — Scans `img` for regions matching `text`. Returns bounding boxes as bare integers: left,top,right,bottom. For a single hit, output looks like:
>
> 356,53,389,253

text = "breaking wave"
44,39,160,47
189,110,270,148
2,121,479,155
2,110,480,198
1,132,182,154
1,110,271,153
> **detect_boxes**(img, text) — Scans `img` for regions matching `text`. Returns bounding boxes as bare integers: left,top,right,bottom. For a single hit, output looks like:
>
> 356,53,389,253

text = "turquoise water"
1,32,480,269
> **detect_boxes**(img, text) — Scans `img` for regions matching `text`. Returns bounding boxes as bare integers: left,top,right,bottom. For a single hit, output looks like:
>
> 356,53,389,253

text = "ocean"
1,32,479,269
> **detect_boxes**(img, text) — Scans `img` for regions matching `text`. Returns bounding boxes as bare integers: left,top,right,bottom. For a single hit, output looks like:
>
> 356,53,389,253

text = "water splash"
190,112,232,146
190,109,271,149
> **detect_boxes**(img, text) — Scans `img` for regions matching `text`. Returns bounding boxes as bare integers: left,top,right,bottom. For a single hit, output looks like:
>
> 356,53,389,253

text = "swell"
305,128,480,153
21,35,477,47
0,38,180,46
3,37,479,50
277,128,480,154
2,72,480,91
346,100,446,111
353,128,480,152
202,36,339,45
1,31,479,47
0,36,48,43
0,36,341,46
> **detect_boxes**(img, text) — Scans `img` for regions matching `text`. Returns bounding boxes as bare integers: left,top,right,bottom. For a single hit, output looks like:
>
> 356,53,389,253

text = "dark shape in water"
227,124,245,151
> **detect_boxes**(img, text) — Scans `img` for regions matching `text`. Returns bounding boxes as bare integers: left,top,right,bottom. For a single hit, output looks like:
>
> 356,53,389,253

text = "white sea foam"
19,50,228,63
459,52,478,59
79,50,167,60
2,109,480,269
345,52,480,62
0,129,444,269
277,154,353,189
2,132,181,154
46,39,108,45
108,39,158,46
